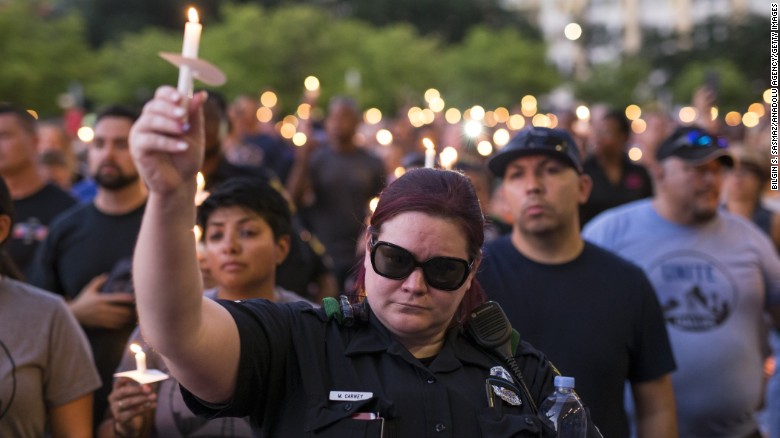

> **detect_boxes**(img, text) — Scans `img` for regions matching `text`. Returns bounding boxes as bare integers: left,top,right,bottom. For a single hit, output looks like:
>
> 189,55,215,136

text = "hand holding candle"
114,343,168,384
130,343,147,373
159,7,225,110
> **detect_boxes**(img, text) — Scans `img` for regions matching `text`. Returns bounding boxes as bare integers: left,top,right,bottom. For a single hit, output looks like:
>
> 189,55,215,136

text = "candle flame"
422,137,434,151
193,225,202,242
439,146,459,170
197,172,205,192
130,343,143,354
188,7,199,24
368,197,379,213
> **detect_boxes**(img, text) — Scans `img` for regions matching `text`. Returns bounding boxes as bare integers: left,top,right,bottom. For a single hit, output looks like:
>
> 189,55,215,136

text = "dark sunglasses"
370,240,474,291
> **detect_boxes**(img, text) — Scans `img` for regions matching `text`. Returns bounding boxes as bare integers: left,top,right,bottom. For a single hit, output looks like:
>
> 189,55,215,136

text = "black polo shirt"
182,300,558,437
580,155,653,226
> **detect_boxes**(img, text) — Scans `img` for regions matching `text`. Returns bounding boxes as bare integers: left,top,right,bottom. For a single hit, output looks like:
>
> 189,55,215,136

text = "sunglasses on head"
677,129,728,149
369,239,474,291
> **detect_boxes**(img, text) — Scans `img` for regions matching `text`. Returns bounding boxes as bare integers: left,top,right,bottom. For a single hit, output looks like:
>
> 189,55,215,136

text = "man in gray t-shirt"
584,126,780,438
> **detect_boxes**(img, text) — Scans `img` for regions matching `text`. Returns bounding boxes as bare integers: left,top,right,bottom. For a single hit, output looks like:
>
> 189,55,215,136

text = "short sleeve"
628,274,676,382
181,299,302,421
44,299,101,407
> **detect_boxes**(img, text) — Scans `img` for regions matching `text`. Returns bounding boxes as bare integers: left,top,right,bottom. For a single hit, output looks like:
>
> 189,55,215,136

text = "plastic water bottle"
539,376,588,438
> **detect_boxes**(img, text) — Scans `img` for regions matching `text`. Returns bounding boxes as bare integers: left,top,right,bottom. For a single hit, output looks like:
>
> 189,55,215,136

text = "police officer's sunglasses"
369,239,474,291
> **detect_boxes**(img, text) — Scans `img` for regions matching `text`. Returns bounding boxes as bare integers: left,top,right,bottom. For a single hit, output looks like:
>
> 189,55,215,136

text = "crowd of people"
0,78,775,438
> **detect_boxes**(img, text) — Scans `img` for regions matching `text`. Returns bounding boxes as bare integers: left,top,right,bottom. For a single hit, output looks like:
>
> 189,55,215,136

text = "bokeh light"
625,104,641,121
477,140,493,156
257,107,273,123
470,105,486,121
464,120,483,138
77,126,94,142
445,108,462,124
304,76,320,91
628,147,643,162
260,91,277,108
376,129,393,146
724,111,742,127
424,88,440,103
748,103,765,118
292,132,307,146
508,114,526,130
678,106,697,124
575,105,590,120
564,23,582,40
364,108,382,125
742,112,759,128
493,128,510,147
631,118,647,134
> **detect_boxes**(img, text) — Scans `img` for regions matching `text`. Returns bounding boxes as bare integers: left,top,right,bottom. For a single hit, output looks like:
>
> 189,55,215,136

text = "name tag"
329,391,373,401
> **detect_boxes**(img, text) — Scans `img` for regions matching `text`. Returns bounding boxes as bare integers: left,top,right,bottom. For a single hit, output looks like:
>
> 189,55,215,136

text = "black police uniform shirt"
182,300,559,437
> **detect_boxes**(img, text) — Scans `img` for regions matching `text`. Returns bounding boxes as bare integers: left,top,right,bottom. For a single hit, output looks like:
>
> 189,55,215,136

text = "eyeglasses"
369,239,474,291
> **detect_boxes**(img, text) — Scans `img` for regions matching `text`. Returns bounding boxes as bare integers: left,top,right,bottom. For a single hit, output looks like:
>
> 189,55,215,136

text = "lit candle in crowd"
130,343,147,373
177,7,202,97
423,137,436,168
195,172,210,206
439,146,458,170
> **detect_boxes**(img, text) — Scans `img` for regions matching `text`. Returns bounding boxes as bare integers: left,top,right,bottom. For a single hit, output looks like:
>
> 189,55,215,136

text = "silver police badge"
490,366,522,406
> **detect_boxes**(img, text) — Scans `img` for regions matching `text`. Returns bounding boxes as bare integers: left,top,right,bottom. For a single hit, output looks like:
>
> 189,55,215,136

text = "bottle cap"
554,375,575,389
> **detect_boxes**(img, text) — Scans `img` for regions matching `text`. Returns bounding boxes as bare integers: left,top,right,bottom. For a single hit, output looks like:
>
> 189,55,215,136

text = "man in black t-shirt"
0,104,76,276
580,109,653,225
478,127,677,438
29,105,147,430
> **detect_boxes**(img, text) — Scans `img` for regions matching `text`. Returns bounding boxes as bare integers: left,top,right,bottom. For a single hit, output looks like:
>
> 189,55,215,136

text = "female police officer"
127,86,562,437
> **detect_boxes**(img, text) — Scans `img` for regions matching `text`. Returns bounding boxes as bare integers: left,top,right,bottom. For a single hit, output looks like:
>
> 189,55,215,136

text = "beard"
93,165,139,190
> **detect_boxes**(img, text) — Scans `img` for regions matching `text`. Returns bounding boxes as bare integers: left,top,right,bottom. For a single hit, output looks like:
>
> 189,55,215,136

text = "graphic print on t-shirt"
0,340,15,419
646,250,738,332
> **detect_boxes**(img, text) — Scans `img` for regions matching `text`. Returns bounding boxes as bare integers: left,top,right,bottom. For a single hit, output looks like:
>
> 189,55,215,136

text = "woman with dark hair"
127,86,561,437
0,175,101,437
99,177,314,438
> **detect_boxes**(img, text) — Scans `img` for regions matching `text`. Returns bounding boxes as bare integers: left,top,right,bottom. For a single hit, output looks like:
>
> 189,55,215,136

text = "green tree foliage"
204,4,446,113
0,1,92,115
334,0,527,43
443,26,560,109
671,60,755,113
340,23,443,112
87,28,183,107
205,4,351,111
573,58,652,108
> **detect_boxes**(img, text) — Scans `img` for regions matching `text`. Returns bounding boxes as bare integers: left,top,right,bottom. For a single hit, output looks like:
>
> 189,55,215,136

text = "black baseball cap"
656,127,733,167
487,127,582,177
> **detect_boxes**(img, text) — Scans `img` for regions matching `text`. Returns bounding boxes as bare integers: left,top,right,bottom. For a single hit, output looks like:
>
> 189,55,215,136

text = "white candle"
423,137,436,168
177,7,202,97
130,343,147,373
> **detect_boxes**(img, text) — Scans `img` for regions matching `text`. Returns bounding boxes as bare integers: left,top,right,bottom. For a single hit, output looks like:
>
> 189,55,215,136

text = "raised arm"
129,86,240,403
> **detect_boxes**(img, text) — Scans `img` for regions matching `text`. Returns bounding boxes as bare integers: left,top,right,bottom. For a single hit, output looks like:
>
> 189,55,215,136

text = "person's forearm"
134,181,203,354
634,375,678,438
636,409,677,438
